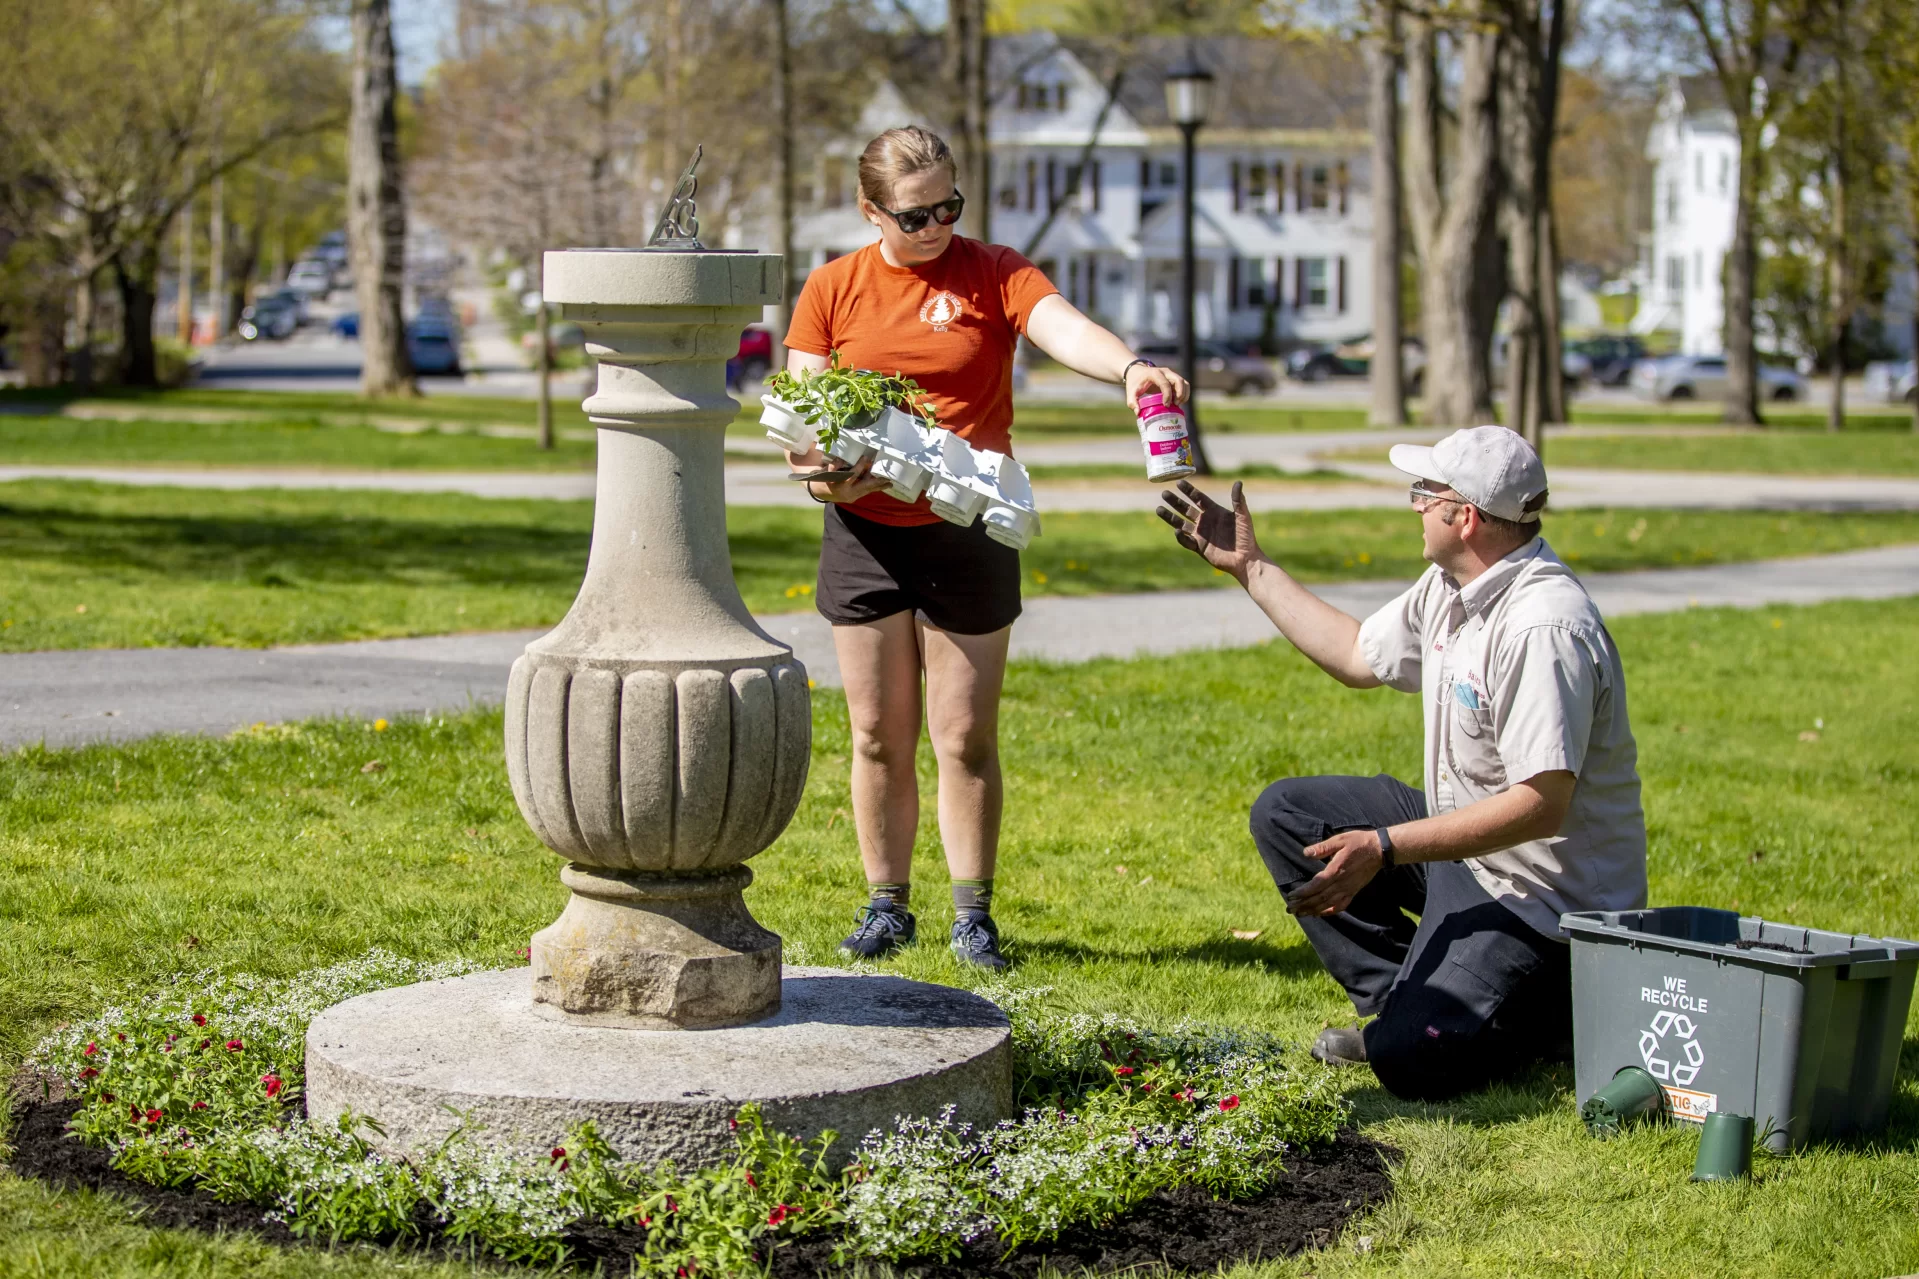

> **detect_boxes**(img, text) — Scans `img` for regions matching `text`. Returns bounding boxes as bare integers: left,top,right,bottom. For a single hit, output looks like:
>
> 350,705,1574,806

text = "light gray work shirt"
1357,537,1647,938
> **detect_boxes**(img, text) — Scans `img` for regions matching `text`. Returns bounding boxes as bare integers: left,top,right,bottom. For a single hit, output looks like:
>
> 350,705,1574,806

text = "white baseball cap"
1388,426,1549,522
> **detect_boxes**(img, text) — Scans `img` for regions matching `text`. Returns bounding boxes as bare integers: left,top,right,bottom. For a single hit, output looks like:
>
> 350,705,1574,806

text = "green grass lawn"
2,597,1915,1277
8,480,1919,652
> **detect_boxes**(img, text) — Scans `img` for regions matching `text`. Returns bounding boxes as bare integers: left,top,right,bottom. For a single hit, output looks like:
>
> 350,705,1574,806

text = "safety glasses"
873,191,965,234
1408,481,1463,511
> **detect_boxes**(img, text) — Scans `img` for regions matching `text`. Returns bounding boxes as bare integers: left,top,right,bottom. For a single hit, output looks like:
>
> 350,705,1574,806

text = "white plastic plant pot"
974,451,1040,551
868,407,940,504
925,430,990,527
759,395,814,452
822,422,880,469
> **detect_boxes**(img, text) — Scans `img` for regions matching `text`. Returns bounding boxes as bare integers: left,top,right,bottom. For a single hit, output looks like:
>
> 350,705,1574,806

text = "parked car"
286,260,333,300
1287,335,1428,394
313,231,349,276
237,295,298,341
406,315,463,376
1863,359,1917,404
1631,354,1805,402
1134,340,1276,395
726,326,774,389
1570,334,1647,387
331,311,359,340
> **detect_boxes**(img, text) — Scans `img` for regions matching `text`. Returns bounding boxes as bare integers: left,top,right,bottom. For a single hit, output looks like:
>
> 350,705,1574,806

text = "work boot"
1311,1024,1369,1068
839,905,916,959
950,913,1009,971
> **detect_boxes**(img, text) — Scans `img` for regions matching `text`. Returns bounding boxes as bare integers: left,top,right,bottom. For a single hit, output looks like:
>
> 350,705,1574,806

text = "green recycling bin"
1563,907,1918,1152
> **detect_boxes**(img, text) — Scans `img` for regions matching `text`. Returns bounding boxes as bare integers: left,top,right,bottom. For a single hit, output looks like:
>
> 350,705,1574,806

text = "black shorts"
816,503,1022,635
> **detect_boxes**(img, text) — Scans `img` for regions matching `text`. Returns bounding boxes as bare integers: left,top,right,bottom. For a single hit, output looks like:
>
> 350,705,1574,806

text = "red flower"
666,1196,679,1214
128,1104,141,1121
745,1172,757,1189
1141,1082,1156,1093
728,1117,739,1131
224,1039,243,1052
1113,1066,1135,1077
262,1074,283,1099
192,1101,209,1111
191,1014,207,1027
1172,1089,1191,1102
637,1215,653,1228
82,1042,97,1057
100,1092,114,1103
1218,1095,1240,1112
78,1067,99,1081
767,1203,797,1226
116,1033,126,1043
145,1108,163,1125
549,1146,569,1170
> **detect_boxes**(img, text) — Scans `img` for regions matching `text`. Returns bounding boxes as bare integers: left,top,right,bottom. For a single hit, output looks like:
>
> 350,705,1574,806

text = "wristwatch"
1374,827,1396,867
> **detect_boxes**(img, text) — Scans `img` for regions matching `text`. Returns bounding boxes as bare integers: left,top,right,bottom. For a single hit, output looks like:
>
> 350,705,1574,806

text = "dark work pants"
1250,774,1574,1101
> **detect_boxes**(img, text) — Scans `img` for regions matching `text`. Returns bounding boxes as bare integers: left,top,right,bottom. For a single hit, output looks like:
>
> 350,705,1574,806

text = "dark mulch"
9,1099,1395,1276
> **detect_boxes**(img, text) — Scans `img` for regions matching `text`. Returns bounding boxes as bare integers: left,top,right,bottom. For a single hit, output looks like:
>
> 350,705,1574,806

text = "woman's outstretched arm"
1022,294,1190,411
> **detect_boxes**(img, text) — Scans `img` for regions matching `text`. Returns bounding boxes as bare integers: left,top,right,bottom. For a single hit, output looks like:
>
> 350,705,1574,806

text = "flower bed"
10,954,1393,1275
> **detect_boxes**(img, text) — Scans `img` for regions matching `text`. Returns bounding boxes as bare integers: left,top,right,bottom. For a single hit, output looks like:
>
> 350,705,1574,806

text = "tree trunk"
1723,118,1763,425
348,0,416,398
945,0,991,242
1501,25,1543,448
115,244,161,388
772,0,796,348
176,193,194,344
72,269,97,392
1827,10,1849,435
1367,0,1406,427
537,294,554,450
209,175,226,341
1403,17,1501,427
1539,204,1567,423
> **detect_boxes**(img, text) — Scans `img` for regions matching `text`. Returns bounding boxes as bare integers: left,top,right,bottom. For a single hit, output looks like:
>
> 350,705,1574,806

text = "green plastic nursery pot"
1690,1111,1755,1182
1581,1065,1668,1138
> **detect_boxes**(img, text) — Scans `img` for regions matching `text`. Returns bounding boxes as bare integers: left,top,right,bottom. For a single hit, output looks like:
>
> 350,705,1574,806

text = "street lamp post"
1166,58,1212,472
1164,58,1216,474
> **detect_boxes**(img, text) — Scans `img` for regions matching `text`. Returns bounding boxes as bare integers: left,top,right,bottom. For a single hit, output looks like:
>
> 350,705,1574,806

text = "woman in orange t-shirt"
783,126,1188,971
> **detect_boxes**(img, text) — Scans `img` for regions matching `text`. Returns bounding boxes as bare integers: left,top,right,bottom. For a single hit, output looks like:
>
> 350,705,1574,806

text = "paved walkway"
9,457,1919,513
6,544,1915,750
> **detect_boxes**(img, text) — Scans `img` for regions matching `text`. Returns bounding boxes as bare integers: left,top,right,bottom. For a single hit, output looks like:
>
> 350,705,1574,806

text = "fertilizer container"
1564,907,1919,1152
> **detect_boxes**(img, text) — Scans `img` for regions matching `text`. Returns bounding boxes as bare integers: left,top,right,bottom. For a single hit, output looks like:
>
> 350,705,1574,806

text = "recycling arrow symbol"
1639,1010,1705,1086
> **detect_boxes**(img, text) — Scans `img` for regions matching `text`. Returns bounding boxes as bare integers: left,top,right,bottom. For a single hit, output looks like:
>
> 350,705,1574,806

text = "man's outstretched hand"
1156,479,1264,583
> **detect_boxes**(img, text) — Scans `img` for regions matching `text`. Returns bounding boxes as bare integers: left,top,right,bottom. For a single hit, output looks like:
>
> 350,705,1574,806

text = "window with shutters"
1248,163,1267,211
1231,161,1242,212
1090,160,1102,212
1026,158,1037,212
1273,162,1286,211
1304,258,1329,308
1335,161,1349,214
1307,166,1331,211
1159,161,1178,187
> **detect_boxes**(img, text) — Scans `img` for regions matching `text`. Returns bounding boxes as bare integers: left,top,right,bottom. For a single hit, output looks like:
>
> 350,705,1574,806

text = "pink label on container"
1148,437,1189,457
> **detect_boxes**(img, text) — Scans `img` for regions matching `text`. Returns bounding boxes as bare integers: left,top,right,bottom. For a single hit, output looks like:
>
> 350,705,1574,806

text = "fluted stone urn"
506,248,805,1029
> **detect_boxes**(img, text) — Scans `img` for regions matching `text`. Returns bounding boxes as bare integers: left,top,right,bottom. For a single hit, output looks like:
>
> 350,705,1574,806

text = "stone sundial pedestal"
304,247,1010,1169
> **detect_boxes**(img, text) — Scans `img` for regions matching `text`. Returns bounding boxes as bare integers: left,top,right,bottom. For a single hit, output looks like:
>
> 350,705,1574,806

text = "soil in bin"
8,1099,1395,1275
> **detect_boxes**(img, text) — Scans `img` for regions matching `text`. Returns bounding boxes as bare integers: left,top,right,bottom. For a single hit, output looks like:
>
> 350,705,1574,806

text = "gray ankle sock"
868,882,910,913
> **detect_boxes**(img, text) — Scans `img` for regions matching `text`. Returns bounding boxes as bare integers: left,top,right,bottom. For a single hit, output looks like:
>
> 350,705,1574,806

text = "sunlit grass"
1,597,1914,1276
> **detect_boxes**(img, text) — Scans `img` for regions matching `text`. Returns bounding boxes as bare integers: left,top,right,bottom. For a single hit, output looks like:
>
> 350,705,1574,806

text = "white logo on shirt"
919,291,963,332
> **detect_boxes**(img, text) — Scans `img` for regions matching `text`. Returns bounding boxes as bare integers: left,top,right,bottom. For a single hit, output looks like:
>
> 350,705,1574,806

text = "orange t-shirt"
783,236,1059,526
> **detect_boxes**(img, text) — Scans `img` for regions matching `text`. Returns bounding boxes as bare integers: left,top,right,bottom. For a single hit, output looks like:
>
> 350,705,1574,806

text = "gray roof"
1055,35,1367,133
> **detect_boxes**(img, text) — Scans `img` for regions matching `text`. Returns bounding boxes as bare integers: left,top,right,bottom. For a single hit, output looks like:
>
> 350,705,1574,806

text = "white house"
1635,76,1739,355
763,34,1374,350
1634,74,1917,360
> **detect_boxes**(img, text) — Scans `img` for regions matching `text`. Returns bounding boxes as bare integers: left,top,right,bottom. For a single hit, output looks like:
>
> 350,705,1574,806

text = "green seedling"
766,350,937,451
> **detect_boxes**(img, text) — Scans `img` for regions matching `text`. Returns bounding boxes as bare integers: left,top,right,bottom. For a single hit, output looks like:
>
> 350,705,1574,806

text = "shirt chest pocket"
1445,675,1506,786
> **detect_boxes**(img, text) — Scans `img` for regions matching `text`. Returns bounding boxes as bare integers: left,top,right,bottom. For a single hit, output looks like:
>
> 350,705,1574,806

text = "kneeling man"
1158,427,1645,1100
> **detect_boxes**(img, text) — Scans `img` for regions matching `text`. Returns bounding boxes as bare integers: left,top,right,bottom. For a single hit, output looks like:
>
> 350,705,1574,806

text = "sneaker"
839,905,916,959
1311,1024,1368,1068
950,914,1009,971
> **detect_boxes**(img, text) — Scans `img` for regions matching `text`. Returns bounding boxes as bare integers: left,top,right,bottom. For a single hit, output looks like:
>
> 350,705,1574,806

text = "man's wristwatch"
1374,827,1396,867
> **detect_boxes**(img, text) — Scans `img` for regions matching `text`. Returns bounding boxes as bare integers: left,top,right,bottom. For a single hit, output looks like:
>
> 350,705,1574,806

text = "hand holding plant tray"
766,351,937,455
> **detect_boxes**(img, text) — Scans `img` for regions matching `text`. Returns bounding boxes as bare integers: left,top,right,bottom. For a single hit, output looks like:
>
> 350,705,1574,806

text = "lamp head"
1163,60,1215,128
